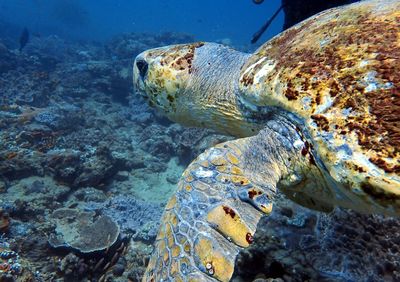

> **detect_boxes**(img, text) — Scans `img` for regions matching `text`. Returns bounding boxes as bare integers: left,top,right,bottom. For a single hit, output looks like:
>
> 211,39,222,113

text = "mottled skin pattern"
133,1,400,281
239,0,400,212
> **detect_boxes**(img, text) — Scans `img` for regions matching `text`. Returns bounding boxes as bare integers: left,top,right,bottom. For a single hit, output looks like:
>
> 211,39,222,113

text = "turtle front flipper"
143,138,275,282
143,120,325,282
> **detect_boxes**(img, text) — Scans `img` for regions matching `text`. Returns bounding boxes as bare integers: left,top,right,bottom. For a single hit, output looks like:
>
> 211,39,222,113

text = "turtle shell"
239,0,400,213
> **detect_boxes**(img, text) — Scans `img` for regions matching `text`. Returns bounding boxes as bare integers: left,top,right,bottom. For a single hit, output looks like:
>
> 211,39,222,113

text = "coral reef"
0,30,222,281
0,210,9,232
84,195,164,241
233,194,400,281
0,236,23,279
0,26,398,282
48,208,120,253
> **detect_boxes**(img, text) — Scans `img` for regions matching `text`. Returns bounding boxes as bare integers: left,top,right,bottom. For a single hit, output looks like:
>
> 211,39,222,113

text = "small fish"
19,28,29,52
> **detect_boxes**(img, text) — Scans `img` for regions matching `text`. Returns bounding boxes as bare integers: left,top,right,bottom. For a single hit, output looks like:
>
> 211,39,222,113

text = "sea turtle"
133,0,400,281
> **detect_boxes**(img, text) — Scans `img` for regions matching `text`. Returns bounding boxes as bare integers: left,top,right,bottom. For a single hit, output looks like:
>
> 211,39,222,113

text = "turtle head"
133,43,200,116
134,42,263,136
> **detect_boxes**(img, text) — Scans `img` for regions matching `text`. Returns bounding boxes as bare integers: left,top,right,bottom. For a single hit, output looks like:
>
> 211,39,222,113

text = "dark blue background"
0,0,283,46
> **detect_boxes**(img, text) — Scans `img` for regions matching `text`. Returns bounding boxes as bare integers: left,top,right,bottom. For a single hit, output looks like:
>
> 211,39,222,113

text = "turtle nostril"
136,59,148,79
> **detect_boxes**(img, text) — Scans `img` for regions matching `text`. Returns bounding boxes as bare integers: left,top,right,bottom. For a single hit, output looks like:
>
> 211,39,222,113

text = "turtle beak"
136,58,148,79
133,55,148,99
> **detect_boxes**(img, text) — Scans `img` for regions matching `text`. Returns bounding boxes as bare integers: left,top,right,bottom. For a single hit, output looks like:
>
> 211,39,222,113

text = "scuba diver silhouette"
251,0,358,43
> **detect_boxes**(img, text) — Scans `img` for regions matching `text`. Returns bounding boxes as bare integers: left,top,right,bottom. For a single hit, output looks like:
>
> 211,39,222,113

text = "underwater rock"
114,171,129,181
0,180,6,193
33,104,83,131
71,187,108,203
45,149,82,184
139,124,175,162
0,237,22,278
125,241,154,281
46,145,128,189
127,95,154,124
54,238,130,281
58,253,88,279
24,35,97,63
137,122,231,166
4,176,70,219
0,150,44,180
0,30,212,281
112,261,125,276
0,43,17,74
48,208,120,253
234,194,400,281
15,124,58,153
1,67,56,108
86,60,112,75
84,196,163,241
106,32,195,60
170,125,233,165
0,209,10,233
19,234,52,268
73,145,123,188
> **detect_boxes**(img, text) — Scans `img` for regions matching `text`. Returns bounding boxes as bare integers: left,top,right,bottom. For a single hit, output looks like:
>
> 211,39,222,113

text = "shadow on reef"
0,25,399,282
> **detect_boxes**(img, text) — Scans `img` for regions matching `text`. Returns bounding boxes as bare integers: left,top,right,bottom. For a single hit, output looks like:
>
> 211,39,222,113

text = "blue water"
1,1,400,281
0,0,283,46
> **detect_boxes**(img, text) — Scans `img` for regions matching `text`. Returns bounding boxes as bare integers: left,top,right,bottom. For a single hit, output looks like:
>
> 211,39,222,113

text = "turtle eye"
136,59,148,79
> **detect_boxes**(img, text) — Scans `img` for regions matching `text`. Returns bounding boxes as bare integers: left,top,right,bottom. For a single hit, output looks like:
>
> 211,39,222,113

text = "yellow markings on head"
206,205,253,248
194,237,234,281
185,185,192,192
